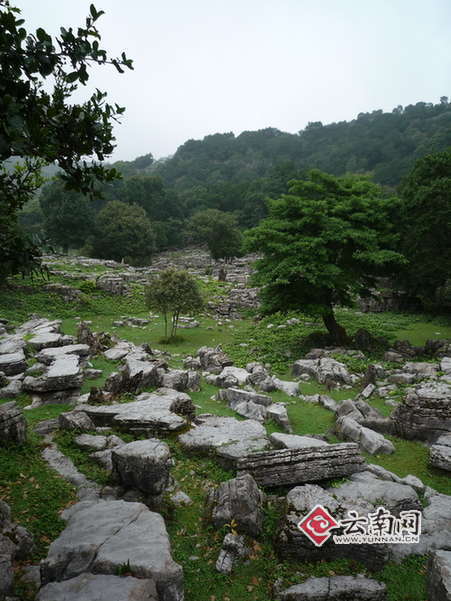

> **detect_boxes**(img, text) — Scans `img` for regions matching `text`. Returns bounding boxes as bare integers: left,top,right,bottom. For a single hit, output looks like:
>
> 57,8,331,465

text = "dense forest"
20,98,451,253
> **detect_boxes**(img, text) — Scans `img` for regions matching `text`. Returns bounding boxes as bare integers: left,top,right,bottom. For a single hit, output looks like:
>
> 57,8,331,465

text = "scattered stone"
236,443,365,487
216,365,250,386
23,355,83,392
215,533,249,574
197,346,233,374
36,344,90,365
0,351,27,376
277,576,387,600
112,439,172,497
292,357,354,385
430,434,451,472
269,432,329,449
335,416,395,455
206,473,265,537
0,402,26,444
170,491,192,507
36,573,158,601
427,550,451,601
80,388,195,434
58,411,95,431
40,500,183,601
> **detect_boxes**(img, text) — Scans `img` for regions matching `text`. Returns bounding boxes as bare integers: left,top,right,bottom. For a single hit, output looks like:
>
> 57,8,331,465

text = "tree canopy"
145,269,204,340
188,209,242,261
90,200,155,265
245,170,405,343
0,1,132,281
398,149,451,307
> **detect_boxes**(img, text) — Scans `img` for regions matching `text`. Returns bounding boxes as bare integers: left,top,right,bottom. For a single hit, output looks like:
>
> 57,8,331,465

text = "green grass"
54,430,111,485
0,434,75,559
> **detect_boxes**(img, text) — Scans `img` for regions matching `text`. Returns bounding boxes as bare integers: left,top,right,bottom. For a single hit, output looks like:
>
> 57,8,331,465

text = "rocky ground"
0,251,451,601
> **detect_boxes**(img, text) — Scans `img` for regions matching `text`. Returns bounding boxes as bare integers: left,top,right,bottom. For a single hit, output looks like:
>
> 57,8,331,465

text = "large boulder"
293,357,354,385
112,439,172,497
335,416,395,455
427,550,451,601
277,576,387,601
36,573,158,601
36,344,90,365
429,434,451,472
0,350,27,376
40,500,183,601
276,484,390,569
23,354,83,392
178,414,269,464
197,346,233,374
0,401,27,444
391,382,451,442
205,474,265,538
80,388,194,434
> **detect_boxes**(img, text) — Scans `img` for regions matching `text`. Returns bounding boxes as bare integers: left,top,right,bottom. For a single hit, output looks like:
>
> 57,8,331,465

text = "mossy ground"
1,264,450,600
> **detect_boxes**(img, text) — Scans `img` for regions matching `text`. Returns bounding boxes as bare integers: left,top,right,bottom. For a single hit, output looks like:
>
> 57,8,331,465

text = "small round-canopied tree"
245,169,405,344
145,268,204,341
90,200,155,265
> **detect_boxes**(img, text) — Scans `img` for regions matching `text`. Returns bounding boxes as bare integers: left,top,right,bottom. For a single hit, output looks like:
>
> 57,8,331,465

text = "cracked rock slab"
40,500,183,601
36,573,158,601
277,575,387,600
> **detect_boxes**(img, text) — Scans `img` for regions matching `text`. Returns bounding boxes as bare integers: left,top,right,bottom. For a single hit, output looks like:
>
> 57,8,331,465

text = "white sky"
17,0,451,161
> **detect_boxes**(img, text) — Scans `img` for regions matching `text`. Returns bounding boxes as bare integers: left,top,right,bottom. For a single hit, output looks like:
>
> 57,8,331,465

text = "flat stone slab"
0,351,27,376
270,432,328,449
79,388,194,433
430,443,451,472
28,332,66,350
23,355,83,392
36,344,90,365
40,500,183,601
0,336,25,355
278,575,387,600
329,474,420,513
178,415,269,460
36,572,158,601
428,550,451,601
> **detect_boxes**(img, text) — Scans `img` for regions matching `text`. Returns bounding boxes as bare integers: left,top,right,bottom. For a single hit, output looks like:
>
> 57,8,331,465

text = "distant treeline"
21,98,451,251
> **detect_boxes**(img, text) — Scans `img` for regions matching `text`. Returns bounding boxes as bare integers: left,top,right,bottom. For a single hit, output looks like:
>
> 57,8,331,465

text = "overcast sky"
18,0,451,162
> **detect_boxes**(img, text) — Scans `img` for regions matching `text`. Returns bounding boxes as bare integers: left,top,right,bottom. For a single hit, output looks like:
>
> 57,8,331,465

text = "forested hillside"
153,99,451,190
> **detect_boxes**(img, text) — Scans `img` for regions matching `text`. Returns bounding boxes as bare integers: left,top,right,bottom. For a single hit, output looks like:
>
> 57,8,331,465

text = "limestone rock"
23,355,83,392
112,439,172,496
197,346,233,374
427,550,451,601
335,416,395,455
277,576,387,600
0,402,26,444
206,473,265,537
269,433,328,449
40,500,183,601
0,351,27,376
430,434,451,471
58,411,95,431
36,573,158,601
36,344,90,365
215,533,249,574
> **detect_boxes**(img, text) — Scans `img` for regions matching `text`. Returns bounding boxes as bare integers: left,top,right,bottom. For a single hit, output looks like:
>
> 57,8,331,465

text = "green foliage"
399,149,451,308
188,208,243,260
145,268,204,339
39,178,95,251
245,170,405,342
0,1,132,279
90,200,156,265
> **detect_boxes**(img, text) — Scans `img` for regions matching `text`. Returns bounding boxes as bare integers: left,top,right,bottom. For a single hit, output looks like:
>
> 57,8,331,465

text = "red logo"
298,504,339,547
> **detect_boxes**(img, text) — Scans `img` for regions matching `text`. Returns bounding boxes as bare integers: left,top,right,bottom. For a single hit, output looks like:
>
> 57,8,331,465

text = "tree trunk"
322,309,350,346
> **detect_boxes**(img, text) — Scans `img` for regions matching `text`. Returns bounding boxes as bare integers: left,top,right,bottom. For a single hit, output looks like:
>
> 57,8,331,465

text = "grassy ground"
1,264,451,601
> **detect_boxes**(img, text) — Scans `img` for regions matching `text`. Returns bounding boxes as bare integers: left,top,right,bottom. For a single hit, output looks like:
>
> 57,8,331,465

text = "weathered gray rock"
0,500,33,596
329,475,421,514
40,500,183,601
277,576,387,600
277,484,389,569
440,357,451,375
80,388,195,434
28,331,68,351
36,573,158,601
58,411,95,431
74,433,124,452
197,346,233,374
403,361,438,379
293,357,354,385
217,388,272,408
335,416,395,455
0,402,26,444
23,355,83,392
427,550,451,601
205,474,265,537
216,366,250,386
0,335,25,355
391,382,451,441
112,439,172,496
269,433,328,449
0,350,27,376
36,344,90,365
178,415,269,463
161,369,190,391
430,435,451,472
103,341,135,361
272,378,300,397
236,443,365,487
215,533,249,574
267,403,292,433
